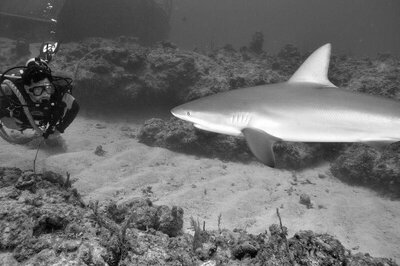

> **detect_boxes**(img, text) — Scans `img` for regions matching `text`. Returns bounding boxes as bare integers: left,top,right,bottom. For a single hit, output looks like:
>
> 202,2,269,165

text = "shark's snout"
171,106,186,120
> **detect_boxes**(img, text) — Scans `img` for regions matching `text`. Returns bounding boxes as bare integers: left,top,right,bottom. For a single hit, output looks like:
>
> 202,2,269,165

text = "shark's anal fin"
242,128,280,168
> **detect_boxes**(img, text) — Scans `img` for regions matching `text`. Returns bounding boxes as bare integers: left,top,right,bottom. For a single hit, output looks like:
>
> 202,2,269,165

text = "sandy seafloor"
1,112,399,263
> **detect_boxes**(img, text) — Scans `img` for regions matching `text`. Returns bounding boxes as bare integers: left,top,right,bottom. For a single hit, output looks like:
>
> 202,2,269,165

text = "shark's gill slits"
231,112,251,128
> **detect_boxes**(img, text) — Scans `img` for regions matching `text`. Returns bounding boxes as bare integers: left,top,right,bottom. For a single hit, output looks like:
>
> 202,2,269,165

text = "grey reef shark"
171,44,400,167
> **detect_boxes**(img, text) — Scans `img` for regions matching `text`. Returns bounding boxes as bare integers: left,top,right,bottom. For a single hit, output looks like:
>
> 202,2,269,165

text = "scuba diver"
0,42,79,144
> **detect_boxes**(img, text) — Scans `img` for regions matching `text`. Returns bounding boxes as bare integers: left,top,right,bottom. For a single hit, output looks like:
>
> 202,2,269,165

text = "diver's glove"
43,127,55,139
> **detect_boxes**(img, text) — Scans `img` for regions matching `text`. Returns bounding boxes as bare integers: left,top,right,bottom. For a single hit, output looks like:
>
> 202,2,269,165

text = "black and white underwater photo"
0,0,400,265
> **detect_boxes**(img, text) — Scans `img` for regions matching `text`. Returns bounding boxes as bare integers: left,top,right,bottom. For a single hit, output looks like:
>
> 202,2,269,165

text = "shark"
171,44,400,167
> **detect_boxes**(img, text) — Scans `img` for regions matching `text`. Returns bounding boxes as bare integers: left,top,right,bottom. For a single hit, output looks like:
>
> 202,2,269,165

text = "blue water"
170,0,400,56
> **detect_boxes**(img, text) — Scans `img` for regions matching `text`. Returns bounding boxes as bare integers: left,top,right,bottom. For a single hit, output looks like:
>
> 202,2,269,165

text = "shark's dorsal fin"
288,43,336,87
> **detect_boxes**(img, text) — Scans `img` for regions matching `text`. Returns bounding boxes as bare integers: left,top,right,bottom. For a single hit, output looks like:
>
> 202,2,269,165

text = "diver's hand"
43,129,60,139
43,127,55,139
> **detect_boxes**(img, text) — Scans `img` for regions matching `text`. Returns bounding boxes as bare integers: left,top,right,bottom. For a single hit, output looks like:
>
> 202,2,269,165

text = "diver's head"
22,58,54,103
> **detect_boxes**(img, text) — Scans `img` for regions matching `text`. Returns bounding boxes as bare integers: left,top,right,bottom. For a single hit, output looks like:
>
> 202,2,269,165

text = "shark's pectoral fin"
242,128,280,168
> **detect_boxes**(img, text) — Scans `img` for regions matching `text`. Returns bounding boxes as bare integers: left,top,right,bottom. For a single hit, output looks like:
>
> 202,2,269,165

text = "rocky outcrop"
1,167,397,265
331,143,400,196
0,167,189,265
50,38,198,109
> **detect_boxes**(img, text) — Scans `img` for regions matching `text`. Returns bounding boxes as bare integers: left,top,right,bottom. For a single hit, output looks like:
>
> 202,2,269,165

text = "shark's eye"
187,111,191,116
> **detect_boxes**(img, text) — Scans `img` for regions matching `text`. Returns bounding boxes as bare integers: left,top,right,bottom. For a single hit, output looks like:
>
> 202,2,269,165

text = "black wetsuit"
0,77,79,134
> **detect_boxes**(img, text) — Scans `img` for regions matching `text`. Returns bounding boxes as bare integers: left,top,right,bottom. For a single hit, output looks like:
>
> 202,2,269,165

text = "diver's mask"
24,78,55,104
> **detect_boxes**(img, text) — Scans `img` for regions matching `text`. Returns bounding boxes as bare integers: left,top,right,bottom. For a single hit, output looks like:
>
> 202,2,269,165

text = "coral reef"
0,167,190,265
49,38,210,110
0,167,397,265
331,143,400,196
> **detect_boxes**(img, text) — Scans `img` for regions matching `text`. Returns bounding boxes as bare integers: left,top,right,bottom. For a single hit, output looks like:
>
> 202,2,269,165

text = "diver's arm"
55,93,79,133
0,82,12,118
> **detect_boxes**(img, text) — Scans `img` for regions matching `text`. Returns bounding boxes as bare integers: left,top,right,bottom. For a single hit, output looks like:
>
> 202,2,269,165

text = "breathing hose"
0,123,13,142
2,79,43,135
